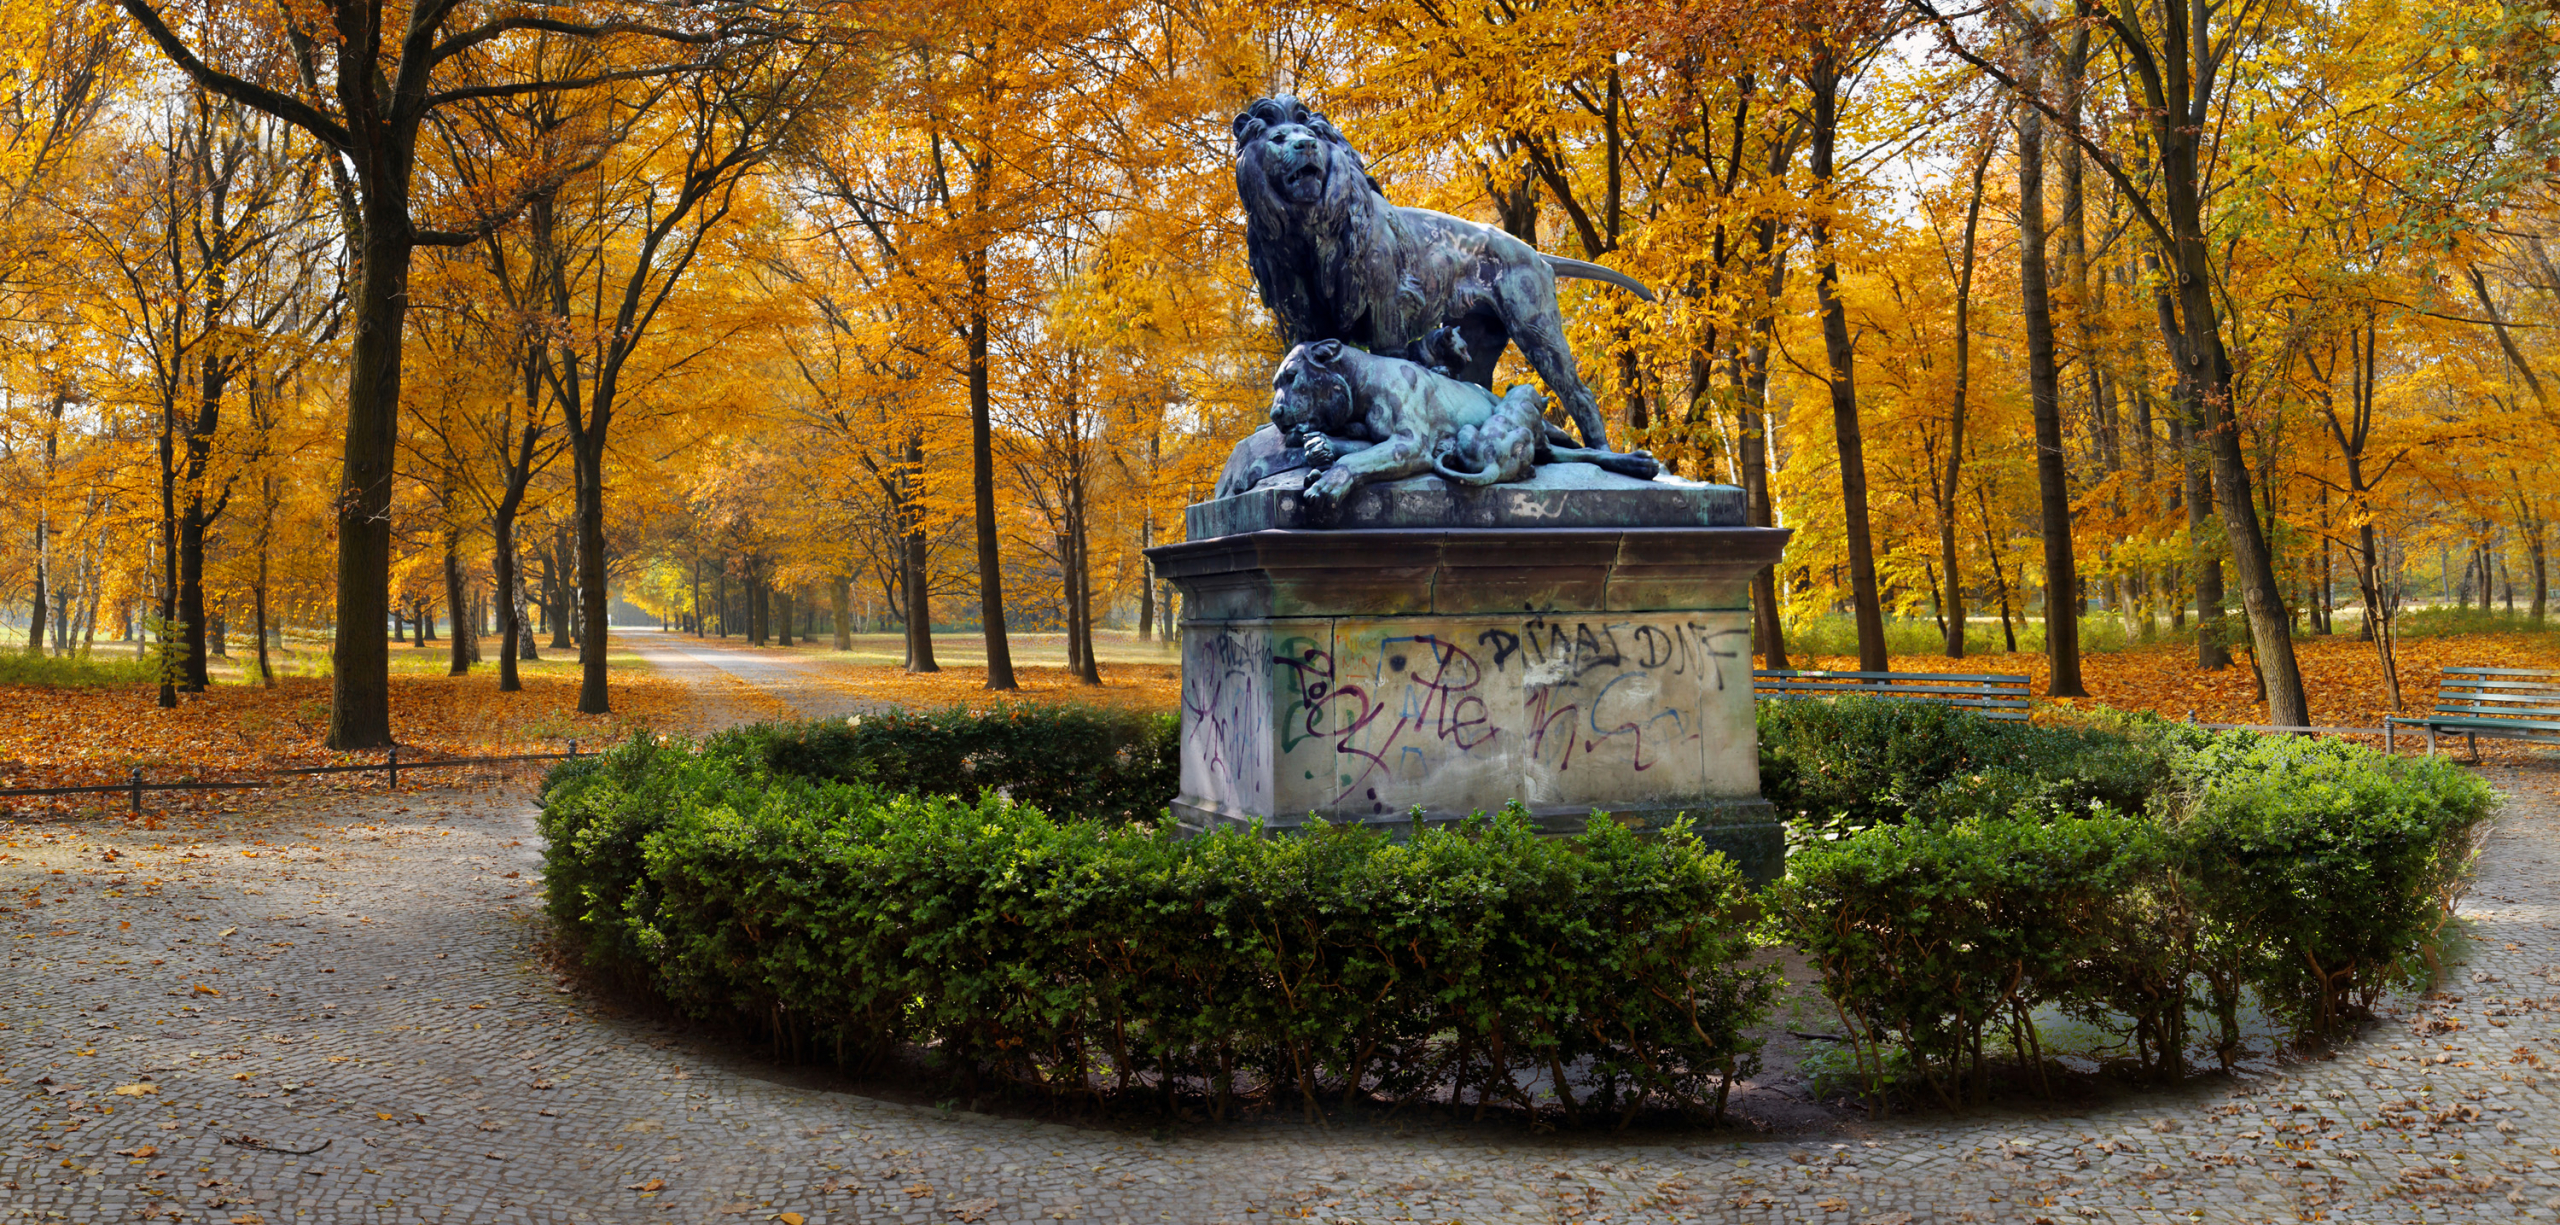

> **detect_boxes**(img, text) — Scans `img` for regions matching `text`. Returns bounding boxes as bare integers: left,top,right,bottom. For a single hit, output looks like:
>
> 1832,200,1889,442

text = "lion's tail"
1431,446,1505,487
1544,255,1657,303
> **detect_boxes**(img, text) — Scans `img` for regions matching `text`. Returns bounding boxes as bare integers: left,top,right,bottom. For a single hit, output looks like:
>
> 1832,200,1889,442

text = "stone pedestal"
1145,464,1791,881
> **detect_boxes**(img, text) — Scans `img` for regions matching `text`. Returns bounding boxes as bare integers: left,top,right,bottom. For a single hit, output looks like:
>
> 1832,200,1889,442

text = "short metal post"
568,739,578,758
387,746,398,791
130,767,142,819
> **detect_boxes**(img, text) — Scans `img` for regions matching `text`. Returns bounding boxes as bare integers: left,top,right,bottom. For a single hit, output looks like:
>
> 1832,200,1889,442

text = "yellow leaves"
192,984,220,996
628,1178,666,1192
108,1084,156,1096
376,1112,396,1121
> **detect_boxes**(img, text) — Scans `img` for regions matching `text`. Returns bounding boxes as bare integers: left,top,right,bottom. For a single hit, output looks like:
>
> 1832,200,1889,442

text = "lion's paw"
1302,434,1339,467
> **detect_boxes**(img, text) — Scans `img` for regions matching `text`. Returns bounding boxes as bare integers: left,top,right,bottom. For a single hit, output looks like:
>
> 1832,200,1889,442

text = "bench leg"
2384,724,2394,753
2426,728,2437,756
2468,732,2479,762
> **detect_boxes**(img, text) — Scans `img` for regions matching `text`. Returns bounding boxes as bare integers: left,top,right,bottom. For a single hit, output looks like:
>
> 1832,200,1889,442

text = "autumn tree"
116,0,761,745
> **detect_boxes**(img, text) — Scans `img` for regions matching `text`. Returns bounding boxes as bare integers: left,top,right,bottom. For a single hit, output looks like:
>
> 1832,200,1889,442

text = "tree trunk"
2529,518,2549,625
2145,7,2308,725
1943,131,1993,659
253,549,273,688
494,523,522,688
1807,65,1887,672
444,527,471,676
325,199,412,748
574,440,609,713
1136,518,1155,642
549,528,576,649
832,576,852,650
967,279,1017,689
1070,475,1100,685
2170,391,2230,668
1061,533,1083,677
177,484,211,690
777,589,794,648
1741,253,1790,671
156,390,180,709
25,511,44,657
2016,67,2085,696
905,514,938,673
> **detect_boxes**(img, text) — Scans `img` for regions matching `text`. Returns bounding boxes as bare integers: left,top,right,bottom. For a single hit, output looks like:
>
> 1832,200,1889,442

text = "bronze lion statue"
1271,338,1662,527
1233,95,1654,454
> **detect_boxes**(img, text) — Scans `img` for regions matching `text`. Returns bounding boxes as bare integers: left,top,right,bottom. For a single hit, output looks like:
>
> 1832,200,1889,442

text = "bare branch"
113,0,354,150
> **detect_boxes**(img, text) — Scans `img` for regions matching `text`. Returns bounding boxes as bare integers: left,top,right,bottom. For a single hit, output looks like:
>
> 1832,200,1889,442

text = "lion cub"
1270,334,1658,527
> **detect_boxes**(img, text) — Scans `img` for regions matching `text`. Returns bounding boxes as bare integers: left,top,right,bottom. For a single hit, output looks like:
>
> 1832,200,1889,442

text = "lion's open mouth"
1287,162,1323,190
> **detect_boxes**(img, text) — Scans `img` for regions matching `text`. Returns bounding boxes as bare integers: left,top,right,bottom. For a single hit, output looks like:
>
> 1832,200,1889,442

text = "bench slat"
2416,710,2560,726
1757,695,2031,716
1755,683,2032,699
2441,667,2560,678
2390,715,2560,733
2425,702,2560,718
2437,680,2560,693
1754,669,2029,686
2427,692,2560,708
1750,668,2032,720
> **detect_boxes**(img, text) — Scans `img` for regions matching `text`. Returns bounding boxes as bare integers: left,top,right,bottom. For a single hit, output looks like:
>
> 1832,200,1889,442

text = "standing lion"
1232,95,1653,454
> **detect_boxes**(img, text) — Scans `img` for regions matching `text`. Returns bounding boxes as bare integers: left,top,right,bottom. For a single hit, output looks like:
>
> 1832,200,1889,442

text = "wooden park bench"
2384,666,2560,757
1752,669,2034,722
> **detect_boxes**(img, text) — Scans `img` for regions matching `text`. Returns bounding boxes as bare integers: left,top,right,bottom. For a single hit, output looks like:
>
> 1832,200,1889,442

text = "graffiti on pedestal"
1179,629,1273,805
1225,616,1748,808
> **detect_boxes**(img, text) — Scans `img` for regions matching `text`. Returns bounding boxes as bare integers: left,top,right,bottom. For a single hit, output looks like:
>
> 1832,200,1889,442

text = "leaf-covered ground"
0,643,725,825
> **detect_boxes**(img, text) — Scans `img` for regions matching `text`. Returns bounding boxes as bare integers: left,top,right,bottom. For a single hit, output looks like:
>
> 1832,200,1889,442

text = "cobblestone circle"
4,748,2555,1224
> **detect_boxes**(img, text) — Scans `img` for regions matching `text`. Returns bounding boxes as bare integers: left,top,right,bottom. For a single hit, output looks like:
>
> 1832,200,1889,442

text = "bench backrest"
1752,669,2033,721
2433,666,2560,719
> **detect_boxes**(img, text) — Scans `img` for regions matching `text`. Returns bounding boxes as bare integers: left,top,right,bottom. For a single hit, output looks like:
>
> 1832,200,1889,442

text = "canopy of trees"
2,0,2554,741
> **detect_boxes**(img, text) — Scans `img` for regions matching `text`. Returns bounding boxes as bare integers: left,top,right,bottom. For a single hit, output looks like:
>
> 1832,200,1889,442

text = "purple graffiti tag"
1322,635,1499,804
1181,631,1272,801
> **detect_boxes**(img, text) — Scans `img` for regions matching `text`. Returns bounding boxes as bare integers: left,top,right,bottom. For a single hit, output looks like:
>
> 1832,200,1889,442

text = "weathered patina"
1231,95,1649,456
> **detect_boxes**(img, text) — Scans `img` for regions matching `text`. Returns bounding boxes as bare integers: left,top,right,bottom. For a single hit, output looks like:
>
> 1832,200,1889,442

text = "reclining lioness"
1269,337,1660,527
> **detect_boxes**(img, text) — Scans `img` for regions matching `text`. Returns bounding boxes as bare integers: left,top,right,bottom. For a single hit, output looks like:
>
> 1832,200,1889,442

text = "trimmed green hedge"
1758,699,2167,838
543,701,2496,1120
538,732,1776,1122
1761,705,2494,1109
703,705,1179,825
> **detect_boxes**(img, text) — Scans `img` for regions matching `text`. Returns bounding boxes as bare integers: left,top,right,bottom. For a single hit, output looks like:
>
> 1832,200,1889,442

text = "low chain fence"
0,742,586,816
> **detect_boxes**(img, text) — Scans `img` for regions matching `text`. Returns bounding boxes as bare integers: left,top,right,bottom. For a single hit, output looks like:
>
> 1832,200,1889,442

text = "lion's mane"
1232,97,1403,351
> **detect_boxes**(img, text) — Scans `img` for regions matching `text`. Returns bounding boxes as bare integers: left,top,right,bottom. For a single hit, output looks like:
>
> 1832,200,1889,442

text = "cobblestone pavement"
4,755,2555,1224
